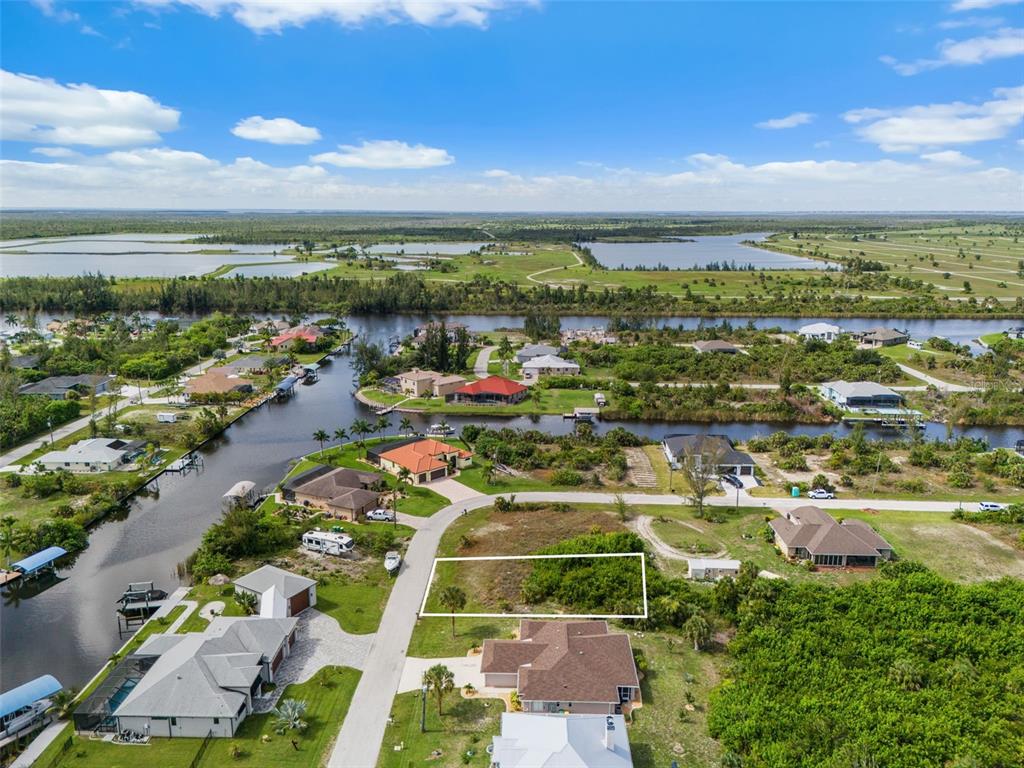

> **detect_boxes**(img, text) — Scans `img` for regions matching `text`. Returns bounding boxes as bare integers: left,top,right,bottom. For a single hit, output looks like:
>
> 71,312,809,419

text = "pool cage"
72,655,155,734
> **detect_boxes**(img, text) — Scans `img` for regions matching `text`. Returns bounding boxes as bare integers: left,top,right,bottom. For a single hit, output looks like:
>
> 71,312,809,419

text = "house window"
170,717,177,726
213,718,219,724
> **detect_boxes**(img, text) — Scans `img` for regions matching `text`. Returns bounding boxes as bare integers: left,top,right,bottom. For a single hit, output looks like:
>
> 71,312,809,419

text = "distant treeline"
1,272,1021,318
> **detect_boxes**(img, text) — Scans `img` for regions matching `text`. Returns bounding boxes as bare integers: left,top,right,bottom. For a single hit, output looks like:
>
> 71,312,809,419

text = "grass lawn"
628,631,723,768
177,582,247,633
377,691,502,768
48,667,360,768
366,388,596,416
316,566,396,634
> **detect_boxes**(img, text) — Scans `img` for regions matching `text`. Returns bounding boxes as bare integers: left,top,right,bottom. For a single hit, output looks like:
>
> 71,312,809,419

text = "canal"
2,314,1021,692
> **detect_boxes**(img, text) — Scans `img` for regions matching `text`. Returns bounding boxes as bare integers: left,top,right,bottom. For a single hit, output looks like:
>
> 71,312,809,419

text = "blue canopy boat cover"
11,546,68,575
0,675,62,719
276,375,298,391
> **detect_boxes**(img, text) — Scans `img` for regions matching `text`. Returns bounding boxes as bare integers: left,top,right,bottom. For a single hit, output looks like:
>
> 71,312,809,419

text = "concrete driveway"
397,655,485,694
426,477,485,505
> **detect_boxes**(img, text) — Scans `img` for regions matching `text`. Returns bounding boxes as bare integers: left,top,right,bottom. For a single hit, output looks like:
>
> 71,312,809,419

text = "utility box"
791,486,801,497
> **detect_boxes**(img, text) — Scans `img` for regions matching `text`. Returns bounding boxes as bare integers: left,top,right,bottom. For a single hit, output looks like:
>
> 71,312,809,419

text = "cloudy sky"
1,0,1022,211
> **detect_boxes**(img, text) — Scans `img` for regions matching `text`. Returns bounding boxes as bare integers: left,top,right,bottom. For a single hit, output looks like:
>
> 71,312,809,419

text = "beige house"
281,464,382,521
432,374,467,398
397,369,440,397
368,437,472,484
481,621,640,715
770,505,894,567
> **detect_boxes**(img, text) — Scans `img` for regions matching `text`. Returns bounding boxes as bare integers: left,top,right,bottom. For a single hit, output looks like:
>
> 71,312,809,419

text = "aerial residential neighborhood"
1,1,1022,768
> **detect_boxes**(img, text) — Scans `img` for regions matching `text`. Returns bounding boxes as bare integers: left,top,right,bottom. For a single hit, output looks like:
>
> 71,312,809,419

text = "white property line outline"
419,552,648,620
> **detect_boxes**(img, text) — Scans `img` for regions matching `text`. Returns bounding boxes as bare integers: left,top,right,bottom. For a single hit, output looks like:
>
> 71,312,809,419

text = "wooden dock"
0,570,21,586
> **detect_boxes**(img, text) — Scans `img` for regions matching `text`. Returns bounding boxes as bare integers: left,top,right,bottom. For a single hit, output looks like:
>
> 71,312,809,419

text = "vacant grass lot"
377,691,501,768
46,667,360,768
360,387,596,416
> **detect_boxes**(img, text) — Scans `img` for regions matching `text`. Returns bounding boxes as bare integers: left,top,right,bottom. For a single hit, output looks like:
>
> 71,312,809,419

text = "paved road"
0,356,220,468
328,483,971,767
473,345,495,377
895,363,980,393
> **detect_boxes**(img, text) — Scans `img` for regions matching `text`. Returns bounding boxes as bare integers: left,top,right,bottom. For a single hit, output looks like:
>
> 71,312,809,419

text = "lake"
586,233,825,270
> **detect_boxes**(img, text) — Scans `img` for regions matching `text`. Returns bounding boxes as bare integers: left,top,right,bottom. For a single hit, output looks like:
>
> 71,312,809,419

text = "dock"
563,407,601,423
9,546,68,581
275,374,298,399
165,452,204,474
116,581,170,633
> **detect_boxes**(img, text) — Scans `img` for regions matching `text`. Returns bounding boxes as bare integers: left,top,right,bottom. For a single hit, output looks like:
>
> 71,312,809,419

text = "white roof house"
798,322,843,342
516,344,561,364
688,558,742,580
521,354,581,377
491,713,633,768
820,380,903,410
37,438,133,473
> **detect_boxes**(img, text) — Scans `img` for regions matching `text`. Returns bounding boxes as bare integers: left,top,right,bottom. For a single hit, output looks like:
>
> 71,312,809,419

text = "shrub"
551,468,583,486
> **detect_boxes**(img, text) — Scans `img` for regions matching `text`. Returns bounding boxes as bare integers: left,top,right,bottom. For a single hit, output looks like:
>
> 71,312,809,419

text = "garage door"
429,467,447,481
289,588,310,615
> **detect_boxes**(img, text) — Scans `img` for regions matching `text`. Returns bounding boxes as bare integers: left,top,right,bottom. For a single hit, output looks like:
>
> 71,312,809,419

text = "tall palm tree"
313,429,329,456
438,586,467,638
683,612,711,651
399,416,414,436
375,415,390,441
0,515,16,567
333,427,348,445
422,664,455,717
350,419,372,453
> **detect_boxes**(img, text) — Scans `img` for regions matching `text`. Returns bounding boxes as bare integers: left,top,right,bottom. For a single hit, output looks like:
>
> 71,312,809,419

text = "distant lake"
364,242,490,255
220,262,333,278
0,234,295,277
586,233,825,270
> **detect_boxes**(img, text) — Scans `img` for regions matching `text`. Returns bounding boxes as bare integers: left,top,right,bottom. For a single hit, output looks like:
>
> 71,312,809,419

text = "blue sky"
1,0,1021,210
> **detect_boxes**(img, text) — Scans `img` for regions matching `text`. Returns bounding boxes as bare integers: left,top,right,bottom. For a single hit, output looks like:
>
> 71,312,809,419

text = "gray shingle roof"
234,565,315,599
662,434,754,467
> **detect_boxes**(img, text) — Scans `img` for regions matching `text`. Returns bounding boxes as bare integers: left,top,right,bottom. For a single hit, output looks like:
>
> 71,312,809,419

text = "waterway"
587,233,824,270
1,313,1021,693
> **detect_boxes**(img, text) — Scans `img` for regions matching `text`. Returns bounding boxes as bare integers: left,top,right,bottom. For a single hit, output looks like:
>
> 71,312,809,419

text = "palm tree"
439,418,450,436
351,419,372,453
438,585,467,638
313,429,329,456
399,416,414,436
481,462,495,486
0,515,16,567
333,427,348,445
375,415,390,441
422,664,455,717
48,688,79,720
271,698,309,735
683,612,711,651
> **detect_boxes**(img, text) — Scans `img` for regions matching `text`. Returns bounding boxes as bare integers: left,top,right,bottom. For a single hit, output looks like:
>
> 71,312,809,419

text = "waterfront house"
451,376,528,405
490,713,633,768
516,344,561,364
481,621,641,715
432,374,468,398
269,324,324,349
522,354,581,380
797,322,843,343
185,367,254,398
221,355,286,375
855,326,909,347
561,327,619,345
770,506,894,567
234,565,317,617
367,437,471,484
37,437,144,473
693,340,738,354
281,464,382,520
661,434,756,478
820,380,903,410
397,369,441,398
18,374,114,400
77,616,298,738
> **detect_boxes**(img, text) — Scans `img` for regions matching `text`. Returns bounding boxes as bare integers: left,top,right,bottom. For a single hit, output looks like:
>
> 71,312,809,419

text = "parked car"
978,501,1005,512
366,508,395,522
808,488,835,500
721,474,742,488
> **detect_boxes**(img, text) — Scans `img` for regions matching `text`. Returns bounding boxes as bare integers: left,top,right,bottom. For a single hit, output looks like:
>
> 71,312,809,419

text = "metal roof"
0,674,62,719
12,546,68,575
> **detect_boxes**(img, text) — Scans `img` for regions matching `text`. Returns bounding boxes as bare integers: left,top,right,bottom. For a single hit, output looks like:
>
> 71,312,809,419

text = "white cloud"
3,148,1020,211
842,85,1024,152
755,112,815,129
134,0,522,33
231,115,321,145
79,24,103,37
951,0,1021,10
30,0,79,23
813,140,831,149
881,27,1024,74
938,15,1005,28
312,139,454,169
0,69,180,146
30,146,79,158
920,149,982,165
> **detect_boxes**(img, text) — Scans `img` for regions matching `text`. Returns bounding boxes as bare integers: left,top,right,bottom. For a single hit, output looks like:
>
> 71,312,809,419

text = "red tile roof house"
368,437,473,485
269,324,324,349
481,620,641,715
450,375,528,405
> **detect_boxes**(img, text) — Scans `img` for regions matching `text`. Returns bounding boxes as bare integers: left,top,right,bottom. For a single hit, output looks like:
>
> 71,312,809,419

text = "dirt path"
631,515,726,561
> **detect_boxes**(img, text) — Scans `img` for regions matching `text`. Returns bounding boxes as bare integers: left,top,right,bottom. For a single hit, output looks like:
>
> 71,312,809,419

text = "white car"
365,508,395,522
978,501,1005,512
808,488,835,500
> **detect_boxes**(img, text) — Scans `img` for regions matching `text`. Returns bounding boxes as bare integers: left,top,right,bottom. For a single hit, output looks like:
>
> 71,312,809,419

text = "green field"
378,691,501,768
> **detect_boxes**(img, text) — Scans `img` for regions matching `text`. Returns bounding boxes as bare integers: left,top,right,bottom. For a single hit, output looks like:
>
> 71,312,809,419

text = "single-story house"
561,328,618,345
397,369,441,398
412,322,471,344
490,713,633,768
798,322,843,343
451,376,528,405
688,558,741,581
82,616,298,738
221,355,286,375
855,326,909,347
516,344,561,364
9,353,42,369
281,464,382,520
37,437,144,473
693,340,738,354
661,434,757,477
234,565,317,618
481,620,641,716
18,374,114,400
1005,326,1024,340
820,380,903,410
369,437,472,484
185,367,254,398
770,505,894,567
522,354,581,380
270,324,324,349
